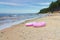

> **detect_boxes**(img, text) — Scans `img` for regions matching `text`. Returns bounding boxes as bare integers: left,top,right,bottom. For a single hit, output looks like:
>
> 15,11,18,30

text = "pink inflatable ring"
25,22,35,26
25,22,46,28
33,22,46,28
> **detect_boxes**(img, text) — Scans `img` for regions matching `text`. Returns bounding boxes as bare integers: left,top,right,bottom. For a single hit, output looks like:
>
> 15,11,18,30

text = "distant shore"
0,13,60,40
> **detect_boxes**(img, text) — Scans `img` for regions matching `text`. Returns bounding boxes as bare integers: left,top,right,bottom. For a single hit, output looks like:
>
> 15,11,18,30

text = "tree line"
39,0,60,13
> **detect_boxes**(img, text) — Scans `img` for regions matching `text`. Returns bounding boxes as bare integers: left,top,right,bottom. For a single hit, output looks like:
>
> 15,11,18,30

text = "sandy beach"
0,14,60,40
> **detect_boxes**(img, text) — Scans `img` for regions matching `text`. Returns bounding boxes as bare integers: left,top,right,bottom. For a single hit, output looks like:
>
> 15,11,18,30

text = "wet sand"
0,14,60,40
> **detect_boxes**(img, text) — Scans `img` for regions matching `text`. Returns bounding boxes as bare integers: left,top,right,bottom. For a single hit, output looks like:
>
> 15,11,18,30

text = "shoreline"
0,14,48,30
0,17,38,30
1,14,60,40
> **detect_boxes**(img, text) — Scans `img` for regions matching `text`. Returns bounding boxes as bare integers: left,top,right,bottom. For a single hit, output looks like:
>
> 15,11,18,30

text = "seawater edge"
0,14,48,30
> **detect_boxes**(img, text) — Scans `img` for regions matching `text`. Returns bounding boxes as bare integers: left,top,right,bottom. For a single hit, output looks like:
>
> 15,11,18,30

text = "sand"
0,14,60,40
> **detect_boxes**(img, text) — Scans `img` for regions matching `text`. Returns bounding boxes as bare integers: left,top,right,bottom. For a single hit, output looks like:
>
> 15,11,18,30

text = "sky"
0,0,56,13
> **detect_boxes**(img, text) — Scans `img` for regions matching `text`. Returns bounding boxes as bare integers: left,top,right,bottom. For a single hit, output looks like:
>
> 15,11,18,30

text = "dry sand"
0,15,60,40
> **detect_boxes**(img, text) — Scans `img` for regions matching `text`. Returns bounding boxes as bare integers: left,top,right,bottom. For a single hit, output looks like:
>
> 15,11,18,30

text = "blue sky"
0,0,56,13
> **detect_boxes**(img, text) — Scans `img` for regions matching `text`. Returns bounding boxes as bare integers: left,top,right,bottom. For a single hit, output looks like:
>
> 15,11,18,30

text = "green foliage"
57,0,60,2
39,0,60,13
49,0,60,12
39,8,49,13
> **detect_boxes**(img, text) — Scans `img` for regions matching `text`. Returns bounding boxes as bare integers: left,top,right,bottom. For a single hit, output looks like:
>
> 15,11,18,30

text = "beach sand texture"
0,15,60,40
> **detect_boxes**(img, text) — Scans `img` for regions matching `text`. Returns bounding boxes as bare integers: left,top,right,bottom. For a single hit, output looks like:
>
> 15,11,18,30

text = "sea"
0,13,48,30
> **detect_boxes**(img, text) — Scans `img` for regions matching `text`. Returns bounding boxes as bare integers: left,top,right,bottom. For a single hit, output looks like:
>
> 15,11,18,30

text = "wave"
0,14,48,30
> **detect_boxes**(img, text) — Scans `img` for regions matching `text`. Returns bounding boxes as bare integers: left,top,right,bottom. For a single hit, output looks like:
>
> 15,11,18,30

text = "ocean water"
0,13,48,30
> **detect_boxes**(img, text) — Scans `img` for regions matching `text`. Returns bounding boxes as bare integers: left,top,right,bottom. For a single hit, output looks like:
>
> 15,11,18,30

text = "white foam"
0,14,47,30
0,16,40,30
